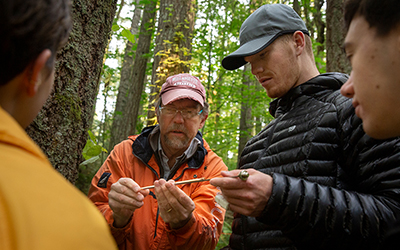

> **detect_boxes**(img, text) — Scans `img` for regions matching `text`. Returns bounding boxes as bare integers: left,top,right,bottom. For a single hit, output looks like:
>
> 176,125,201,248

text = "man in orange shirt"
89,73,227,250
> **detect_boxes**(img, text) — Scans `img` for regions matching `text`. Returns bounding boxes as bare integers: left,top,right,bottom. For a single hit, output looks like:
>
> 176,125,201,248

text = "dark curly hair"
344,0,400,36
0,0,72,85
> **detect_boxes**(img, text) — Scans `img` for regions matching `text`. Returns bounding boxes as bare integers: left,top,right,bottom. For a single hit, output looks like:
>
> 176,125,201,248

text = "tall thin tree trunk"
108,0,143,151
302,0,315,38
123,0,158,136
326,0,351,73
26,0,118,184
238,64,253,164
238,0,258,164
314,0,325,56
146,0,196,126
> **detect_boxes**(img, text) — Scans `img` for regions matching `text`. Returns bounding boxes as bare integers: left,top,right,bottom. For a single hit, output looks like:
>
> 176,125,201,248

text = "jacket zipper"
133,151,190,241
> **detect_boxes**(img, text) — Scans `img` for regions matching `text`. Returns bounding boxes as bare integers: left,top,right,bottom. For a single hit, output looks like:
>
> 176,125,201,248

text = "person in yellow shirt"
0,0,117,249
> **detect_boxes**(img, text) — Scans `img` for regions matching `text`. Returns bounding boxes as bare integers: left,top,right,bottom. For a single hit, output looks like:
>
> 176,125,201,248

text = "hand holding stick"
140,170,249,190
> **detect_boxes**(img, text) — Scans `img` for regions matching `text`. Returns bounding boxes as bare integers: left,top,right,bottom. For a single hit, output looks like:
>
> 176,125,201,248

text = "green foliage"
82,131,108,161
76,131,108,195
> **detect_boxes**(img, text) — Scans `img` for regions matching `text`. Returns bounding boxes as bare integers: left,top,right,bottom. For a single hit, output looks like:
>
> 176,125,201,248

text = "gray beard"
163,132,190,152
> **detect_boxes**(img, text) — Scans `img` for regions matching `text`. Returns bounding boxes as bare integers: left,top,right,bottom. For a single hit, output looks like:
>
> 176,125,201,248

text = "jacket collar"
269,72,348,117
131,125,207,169
0,106,48,161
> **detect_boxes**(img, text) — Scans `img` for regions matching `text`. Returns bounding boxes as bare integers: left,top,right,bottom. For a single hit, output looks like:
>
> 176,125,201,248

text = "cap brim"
222,34,280,70
162,89,204,106
222,29,310,71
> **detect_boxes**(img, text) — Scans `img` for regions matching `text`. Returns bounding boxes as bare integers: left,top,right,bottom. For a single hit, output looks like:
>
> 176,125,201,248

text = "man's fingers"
154,180,193,213
210,176,247,189
165,181,192,207
111,178,144,200
119,177,142,192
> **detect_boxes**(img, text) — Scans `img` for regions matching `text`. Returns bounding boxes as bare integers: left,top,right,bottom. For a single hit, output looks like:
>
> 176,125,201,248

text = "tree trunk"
121,0,158,138
293,0,300,15
302,0,315,38
26,0,118,184
238,64,253,164
326,0,351,74
108,0,144,151
146,0,196,126
314,0,325,56
237,0,259,164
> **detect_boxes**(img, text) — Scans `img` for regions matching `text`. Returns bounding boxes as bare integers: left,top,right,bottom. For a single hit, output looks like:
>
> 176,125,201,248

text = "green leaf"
88,130,97,143
80,156,100,166
121,28,136,44
112,24,120,32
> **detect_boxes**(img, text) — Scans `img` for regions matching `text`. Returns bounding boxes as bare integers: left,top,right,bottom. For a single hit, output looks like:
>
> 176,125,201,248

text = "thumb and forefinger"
210,169,246,188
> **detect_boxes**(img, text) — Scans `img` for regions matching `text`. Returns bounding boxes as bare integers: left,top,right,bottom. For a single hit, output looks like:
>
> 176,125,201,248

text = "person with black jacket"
340,0,400,249
210,3,400,249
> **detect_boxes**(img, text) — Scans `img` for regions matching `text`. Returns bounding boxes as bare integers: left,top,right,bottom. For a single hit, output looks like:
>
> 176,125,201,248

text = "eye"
346,54,353,64
164,107,176,114
342,45,353,63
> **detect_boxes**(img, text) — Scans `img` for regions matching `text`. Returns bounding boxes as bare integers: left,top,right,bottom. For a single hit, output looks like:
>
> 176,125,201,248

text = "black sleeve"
256,105,400,249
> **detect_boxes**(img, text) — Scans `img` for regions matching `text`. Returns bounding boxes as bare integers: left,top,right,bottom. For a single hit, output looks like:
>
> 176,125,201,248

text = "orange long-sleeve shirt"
88,129,227,250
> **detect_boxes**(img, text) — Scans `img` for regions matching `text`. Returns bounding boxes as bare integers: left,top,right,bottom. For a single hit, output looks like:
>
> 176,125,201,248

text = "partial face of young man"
0,50,55,129
340,15,400,139
157,98,206,158
244,33,302,99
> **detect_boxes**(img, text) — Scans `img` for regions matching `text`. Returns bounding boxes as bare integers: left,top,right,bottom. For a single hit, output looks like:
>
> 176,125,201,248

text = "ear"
198,114,208,130
292,31,306,56
24,49,52,97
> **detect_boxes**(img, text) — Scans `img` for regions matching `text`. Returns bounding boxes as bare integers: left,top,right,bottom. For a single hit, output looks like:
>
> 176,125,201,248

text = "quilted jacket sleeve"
256,103,400,249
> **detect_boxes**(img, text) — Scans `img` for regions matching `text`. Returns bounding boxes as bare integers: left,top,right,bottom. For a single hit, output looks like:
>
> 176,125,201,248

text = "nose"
244,55,262,76
340,73,354,98
172,110,185,123
250,62,263,76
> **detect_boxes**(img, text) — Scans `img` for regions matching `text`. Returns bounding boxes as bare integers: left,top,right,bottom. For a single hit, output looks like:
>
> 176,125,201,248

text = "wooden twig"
141,177,211,190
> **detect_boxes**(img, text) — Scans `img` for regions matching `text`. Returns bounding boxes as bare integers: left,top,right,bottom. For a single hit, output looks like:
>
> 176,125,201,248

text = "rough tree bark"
26,0,118,184
326,0,351,74
146,0,196,126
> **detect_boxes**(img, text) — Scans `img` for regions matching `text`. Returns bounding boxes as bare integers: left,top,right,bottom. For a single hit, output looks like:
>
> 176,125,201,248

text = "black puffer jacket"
229,73,400,250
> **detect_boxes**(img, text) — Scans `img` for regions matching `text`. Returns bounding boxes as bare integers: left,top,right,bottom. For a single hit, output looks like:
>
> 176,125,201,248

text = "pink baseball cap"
160,73,206,106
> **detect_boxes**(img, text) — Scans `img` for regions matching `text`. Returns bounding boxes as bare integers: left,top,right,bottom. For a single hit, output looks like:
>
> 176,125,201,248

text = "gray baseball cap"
222,4,309,70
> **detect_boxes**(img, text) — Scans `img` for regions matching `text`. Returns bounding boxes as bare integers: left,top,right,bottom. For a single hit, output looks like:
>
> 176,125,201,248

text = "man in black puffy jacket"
210,3,400,250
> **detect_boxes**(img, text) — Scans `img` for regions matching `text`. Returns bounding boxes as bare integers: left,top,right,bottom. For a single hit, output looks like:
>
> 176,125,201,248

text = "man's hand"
108,177,149,228
210,169,272,217
154,179,195,229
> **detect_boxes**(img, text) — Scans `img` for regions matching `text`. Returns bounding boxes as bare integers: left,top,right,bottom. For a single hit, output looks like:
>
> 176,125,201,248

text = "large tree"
26,0,118,183
146,0,196,125
326,0,351,73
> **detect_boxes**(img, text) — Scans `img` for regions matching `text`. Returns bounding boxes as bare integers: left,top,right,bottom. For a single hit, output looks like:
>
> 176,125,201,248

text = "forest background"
26,0,351,248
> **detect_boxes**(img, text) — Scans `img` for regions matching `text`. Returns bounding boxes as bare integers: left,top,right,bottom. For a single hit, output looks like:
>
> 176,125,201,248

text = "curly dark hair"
344,0,400,36
0,0,72,85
